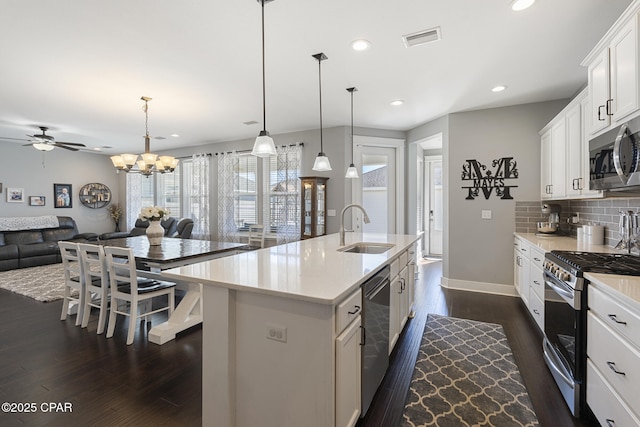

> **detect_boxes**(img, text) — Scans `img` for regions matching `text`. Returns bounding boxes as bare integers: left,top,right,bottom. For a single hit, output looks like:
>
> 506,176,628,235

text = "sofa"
99,217,180,241
0,216,97,271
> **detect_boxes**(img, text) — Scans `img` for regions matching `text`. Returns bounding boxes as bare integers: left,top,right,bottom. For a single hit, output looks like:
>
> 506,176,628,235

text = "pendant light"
251,0,277,158
312,52,332,171
345,87,359,178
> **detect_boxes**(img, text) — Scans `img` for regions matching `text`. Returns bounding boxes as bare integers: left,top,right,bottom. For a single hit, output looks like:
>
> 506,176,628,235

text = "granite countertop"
162,232,420,305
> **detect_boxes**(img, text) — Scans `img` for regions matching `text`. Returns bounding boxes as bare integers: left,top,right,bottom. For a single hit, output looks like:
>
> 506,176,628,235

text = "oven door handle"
543,336,575,387
543,270,576,299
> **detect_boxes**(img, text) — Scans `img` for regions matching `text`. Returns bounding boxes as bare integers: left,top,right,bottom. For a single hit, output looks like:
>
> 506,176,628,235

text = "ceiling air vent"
402,27,441,48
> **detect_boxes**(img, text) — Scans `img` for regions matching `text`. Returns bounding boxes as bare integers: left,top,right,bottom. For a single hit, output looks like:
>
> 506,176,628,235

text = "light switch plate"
327,209,336,217
481,210,492,220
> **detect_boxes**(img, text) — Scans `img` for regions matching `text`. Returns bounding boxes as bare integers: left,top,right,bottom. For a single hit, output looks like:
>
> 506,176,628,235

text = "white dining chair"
104,246,176,345
248,224,266,249
77,243,110,334
59,241,84,326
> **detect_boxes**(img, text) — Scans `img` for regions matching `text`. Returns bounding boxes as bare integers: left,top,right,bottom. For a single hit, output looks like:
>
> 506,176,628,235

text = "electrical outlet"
266,324,287,343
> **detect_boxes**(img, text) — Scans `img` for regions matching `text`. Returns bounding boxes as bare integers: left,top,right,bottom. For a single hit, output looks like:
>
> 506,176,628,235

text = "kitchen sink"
337,242,395,254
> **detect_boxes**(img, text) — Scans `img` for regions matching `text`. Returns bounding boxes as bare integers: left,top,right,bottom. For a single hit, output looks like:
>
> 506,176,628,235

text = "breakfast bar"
162,232,419,427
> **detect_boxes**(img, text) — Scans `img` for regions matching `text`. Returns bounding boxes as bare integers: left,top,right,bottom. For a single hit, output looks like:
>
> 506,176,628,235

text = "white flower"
139,206,170,221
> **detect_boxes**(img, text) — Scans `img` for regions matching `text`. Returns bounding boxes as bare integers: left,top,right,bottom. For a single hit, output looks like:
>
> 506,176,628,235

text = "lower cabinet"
587,284,640,426
513,236,545,331
336,316,362,427
389,248,416,354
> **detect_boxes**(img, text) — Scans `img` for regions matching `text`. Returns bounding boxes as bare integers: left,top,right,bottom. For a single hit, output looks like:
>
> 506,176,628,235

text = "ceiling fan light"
345,164,359,179
252,131,277,157
33,143,54,152
312,153,332,171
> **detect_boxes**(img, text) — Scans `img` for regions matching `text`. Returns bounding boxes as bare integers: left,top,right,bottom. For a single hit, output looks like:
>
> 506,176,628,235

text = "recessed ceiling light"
390,100,404,106
171,134,180,138
491,85,507,93
511,0,535,11
351,39,371,51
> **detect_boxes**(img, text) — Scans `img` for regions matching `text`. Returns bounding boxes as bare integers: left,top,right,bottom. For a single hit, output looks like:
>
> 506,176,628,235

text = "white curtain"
191,153,211,240
125,173,142,231
217,151,241,243
273,144,302,245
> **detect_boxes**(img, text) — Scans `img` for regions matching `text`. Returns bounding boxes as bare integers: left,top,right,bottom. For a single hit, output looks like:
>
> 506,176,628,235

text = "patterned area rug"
402,314,539,427
0,263,65,302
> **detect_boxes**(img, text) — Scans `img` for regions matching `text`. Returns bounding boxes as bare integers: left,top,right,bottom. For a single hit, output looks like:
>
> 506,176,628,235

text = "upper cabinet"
540,89,601,200
583,4,640,137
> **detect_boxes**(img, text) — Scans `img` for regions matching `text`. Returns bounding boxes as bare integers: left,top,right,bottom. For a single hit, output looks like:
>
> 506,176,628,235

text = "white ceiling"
0,0,633,155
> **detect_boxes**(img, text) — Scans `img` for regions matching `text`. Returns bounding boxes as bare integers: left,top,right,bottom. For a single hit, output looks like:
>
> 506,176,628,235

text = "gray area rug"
0,263,65,302
402,314,539,427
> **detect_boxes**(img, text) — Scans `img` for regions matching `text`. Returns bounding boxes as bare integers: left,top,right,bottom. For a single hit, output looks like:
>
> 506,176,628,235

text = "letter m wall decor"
461,157,518,200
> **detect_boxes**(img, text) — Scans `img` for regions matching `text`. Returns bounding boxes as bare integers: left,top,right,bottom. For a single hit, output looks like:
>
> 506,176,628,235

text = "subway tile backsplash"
515,197,640,247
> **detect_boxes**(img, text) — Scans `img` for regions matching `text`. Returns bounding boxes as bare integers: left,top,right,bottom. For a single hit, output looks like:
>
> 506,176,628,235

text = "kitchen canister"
583,225,605,245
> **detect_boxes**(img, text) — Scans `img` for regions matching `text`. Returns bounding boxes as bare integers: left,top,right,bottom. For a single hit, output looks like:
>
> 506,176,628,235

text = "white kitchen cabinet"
389,249,415,354
587,283,640,426
336,315,362,427
514,236,546,332
514,237,530,307
584,8,640,136
540,120,567,199
540,89,602,200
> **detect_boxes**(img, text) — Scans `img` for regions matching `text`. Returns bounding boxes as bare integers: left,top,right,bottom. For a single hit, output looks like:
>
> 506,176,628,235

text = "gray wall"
445,100,567,285
0,142,120,234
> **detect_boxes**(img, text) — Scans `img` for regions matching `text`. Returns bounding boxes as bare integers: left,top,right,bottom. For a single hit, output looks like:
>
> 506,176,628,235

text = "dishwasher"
361,265,390,417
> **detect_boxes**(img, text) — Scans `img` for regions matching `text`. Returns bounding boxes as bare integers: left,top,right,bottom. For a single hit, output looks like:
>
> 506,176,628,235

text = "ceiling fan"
0,126,86,151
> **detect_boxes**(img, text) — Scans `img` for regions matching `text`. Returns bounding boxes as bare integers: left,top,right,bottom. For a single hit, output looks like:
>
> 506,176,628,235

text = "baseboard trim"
441,277,518,297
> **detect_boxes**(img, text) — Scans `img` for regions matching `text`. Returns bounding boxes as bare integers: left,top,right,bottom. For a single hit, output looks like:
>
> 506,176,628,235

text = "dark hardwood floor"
0,260,598,426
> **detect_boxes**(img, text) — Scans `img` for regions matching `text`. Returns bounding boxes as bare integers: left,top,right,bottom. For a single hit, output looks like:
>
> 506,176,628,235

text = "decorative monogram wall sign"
461,157,518,200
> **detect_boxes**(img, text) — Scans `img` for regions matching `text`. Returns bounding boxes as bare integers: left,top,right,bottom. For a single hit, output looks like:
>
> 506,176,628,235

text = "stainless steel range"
543,250,640,418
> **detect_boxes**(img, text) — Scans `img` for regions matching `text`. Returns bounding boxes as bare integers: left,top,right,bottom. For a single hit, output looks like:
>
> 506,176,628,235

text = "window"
235,154,258,230
268,150,300,233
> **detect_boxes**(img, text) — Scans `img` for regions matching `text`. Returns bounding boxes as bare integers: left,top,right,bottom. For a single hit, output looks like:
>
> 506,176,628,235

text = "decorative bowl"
537,222,559,234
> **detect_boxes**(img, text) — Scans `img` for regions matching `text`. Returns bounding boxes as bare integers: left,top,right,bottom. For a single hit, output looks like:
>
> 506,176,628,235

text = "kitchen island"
162,232,419,427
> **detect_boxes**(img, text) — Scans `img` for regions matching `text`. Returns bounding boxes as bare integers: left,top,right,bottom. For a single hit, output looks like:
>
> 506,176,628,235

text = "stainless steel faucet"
340,204,371,246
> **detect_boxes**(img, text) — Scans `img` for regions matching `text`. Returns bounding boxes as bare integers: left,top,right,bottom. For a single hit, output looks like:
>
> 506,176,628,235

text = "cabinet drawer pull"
533,280,541,286
348,305,361,315
606,419,616,427
534,257,541,262
598,105,606,121
606,361,626,376
608,314,627,325
533,309,540,315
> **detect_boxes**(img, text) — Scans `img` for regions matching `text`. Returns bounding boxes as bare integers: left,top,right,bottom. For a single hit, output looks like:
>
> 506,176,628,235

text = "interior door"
353,145,396,234
425,157,443,256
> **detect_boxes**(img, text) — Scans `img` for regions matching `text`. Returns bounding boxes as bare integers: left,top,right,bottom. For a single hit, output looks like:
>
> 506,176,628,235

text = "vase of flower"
146,220,164,246
139,206,170,246
107,203,123,233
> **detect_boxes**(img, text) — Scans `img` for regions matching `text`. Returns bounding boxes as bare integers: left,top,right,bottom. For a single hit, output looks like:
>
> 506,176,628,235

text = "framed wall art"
53,183,72,208
29,196,46,206
6,188,24,203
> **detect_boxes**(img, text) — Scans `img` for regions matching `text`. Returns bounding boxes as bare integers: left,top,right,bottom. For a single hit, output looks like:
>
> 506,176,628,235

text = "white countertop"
515,232,621,254
162,233,420,305
585,272,640,309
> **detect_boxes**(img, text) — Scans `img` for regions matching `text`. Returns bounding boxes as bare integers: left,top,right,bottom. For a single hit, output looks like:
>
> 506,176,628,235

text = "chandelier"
110,96,178,176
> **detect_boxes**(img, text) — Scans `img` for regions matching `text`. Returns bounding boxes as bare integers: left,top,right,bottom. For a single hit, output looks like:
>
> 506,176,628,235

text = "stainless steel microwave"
590,116,640,190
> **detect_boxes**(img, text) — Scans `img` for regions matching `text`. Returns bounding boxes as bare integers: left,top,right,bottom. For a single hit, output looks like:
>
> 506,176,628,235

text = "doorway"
424,155,443,257
352,137,404,235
